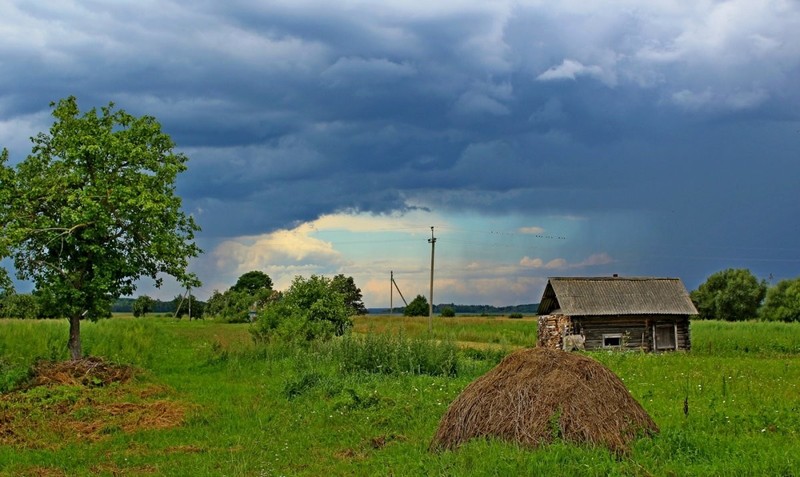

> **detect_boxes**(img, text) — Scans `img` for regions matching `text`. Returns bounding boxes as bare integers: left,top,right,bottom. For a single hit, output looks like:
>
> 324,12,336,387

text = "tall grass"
690,319,800,355
0,317,168,391
330,332,459,377
353,315,538,347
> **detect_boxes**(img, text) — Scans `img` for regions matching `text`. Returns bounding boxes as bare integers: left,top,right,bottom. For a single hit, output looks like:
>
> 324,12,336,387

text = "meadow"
1,315,799,476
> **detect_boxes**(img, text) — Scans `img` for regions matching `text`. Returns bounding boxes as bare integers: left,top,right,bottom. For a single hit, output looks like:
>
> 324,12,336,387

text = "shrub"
441,306,456,317
0,294,40,319
508,313,523,319
251,275,353,344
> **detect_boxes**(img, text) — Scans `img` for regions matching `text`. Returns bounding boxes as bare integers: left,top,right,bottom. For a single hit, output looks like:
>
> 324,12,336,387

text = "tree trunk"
68,314,82,360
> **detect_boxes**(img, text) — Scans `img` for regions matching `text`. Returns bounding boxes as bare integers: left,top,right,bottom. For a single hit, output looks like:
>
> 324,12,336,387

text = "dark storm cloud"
2,0,800,290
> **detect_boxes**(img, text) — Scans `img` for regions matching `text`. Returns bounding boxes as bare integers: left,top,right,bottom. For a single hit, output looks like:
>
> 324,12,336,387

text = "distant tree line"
1,270,367,326
382,299,539,317
6,265,798,325
691,268,800,322
0,290,207,320
112,297,180,314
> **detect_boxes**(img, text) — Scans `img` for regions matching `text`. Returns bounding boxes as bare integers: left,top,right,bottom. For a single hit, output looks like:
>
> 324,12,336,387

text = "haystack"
430,348,658,453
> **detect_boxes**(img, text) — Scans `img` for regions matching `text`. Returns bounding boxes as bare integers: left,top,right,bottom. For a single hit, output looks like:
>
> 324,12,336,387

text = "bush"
508,313,523,319
251,275,353,344
0,293,40,319
441,306,456,317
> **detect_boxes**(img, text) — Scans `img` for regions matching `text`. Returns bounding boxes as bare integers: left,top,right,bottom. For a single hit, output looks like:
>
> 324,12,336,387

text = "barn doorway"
654,324,677,351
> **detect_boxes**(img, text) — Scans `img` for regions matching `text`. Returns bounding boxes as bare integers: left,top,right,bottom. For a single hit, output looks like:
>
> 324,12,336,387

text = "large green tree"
0,97,201,359
330,274,368,315
132,295,155,318
172,293,205,320
759,277,800,322
231,270,273,294
206,271,277,322
690,268,766,321
0,150,14,296
404,294,429,317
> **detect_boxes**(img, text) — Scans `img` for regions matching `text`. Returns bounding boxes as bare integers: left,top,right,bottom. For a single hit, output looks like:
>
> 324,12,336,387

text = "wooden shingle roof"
537,277,698,316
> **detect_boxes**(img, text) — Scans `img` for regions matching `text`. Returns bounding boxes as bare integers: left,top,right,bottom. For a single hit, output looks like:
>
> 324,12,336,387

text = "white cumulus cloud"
520,253,613,270
536,59,611,85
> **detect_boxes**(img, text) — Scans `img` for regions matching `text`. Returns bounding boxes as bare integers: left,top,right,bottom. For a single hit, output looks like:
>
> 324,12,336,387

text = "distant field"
353,314,539,349
1,317,799,476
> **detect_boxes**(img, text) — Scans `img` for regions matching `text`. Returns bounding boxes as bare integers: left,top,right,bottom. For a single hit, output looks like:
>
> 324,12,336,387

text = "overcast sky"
2,0,799,307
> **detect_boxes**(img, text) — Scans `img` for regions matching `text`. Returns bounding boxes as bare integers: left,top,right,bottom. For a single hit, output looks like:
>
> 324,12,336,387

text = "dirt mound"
430,347,658,454
30,356,135,388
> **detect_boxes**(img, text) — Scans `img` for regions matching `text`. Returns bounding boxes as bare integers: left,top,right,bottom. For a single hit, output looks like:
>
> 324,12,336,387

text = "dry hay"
0,357,186,449
30,356,135,388
430,347,658,454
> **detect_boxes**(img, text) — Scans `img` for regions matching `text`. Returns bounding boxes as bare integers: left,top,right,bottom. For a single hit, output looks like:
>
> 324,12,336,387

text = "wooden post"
427,226,437,332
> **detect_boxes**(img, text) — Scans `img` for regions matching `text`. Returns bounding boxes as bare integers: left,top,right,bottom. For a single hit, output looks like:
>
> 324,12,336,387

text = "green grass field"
1,316,799,476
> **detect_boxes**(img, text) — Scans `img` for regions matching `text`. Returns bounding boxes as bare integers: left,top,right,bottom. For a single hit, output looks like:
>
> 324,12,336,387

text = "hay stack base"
431,348,658,454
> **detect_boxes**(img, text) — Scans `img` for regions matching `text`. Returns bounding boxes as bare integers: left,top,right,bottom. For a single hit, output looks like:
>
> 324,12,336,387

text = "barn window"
602,333,622,348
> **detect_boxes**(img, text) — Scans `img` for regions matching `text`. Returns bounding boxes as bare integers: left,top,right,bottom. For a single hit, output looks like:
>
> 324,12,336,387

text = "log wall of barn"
572,315,691,352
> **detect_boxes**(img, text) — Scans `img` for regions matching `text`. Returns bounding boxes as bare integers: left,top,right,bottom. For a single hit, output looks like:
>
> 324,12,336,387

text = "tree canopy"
231,270,273,294
173,293,205,320
330,274,368,315
0,150,14,296
206,270,277,322
0,96,201,359
251,275,353,343
690,268,766,321
132,295,155,318
404,294,429,317
759,277,800,322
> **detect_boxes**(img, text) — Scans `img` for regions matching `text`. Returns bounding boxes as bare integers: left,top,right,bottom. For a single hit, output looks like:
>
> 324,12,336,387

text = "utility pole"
428,226,437,332
390,270,393,316
390,271,408,313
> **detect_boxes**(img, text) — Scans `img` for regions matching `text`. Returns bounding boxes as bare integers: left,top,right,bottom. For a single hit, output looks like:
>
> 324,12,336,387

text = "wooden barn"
537,276,697,352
